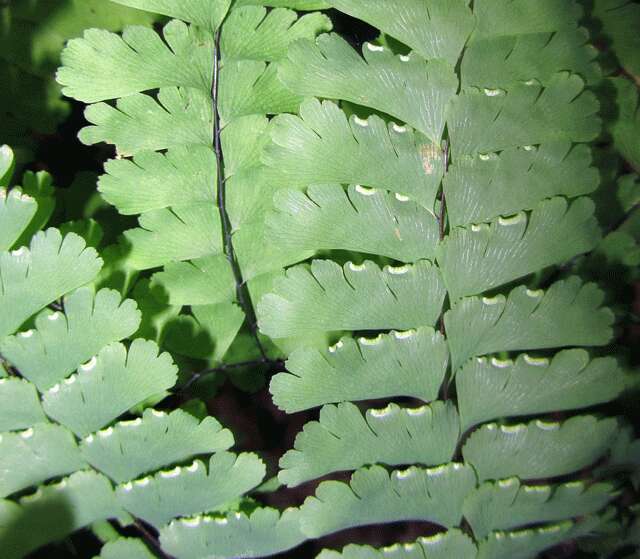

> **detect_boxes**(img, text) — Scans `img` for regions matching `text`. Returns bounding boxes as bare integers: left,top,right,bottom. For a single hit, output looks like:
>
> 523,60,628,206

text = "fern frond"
254,1,630,554
271,327,447,413
80,408,233,483
462,416,618,482
0,287,140,390
280,401,459,486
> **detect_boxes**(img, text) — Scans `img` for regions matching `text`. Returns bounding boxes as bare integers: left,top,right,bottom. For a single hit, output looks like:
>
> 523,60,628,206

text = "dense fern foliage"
0,0,639,558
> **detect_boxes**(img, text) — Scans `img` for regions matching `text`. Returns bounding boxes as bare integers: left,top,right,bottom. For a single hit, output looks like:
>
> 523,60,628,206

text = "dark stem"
134,519,176,559
211,30,267,360
181,357,285,392
438,140,451,399
438,140,449,243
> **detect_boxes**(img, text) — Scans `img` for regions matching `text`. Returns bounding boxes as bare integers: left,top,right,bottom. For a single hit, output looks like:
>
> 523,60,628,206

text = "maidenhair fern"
0,0,638,558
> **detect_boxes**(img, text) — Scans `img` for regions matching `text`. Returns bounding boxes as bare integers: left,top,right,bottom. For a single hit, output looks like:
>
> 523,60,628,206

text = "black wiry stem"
438,140,449,339
212,30,267,360
133,519,176,559
438,140,449,244
438,140,451,400
182,357,285,392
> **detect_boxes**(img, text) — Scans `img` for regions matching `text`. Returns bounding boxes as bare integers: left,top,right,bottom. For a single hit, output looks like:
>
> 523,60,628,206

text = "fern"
0,0,638,558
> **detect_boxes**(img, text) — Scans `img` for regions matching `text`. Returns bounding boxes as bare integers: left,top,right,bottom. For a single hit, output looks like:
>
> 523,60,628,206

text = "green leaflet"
448,74,600,157
57,21,213,103
150,255,236,307
41,339,177,437
99,146,216,215
437,197,601,300
0,229,102,339
263,99,443,210
267,184,440,262
279,33,458,142
80,87,212,155
0,378,46,431
116,452,265,527
124,203,222,270
464,478,616,539
0,186,37,251
0,423,86,498
220,7,331,62
80,408,233,483
327,0,474,65
95,538,155,559
258,259,446,338
444,278,614,371
0,287,141,391
299,464,477,538
159,508,306,559
472,0,583,39
463,416,618,482
236,0,330,9
608,77,640,171
457,350,626,430
0,145,15,186
476,515,605,559
109,0,232,30
271,327,448,413
317,531,477,559
462,29,599,89
279,401,459,487
443,143,598,227
590,0,640,76
0,471,123,559
11,171,56,249
218,60,302,124
163,303,245,364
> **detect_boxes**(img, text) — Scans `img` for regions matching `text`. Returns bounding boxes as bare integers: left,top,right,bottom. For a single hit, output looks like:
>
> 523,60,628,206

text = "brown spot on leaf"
420,144,441,175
